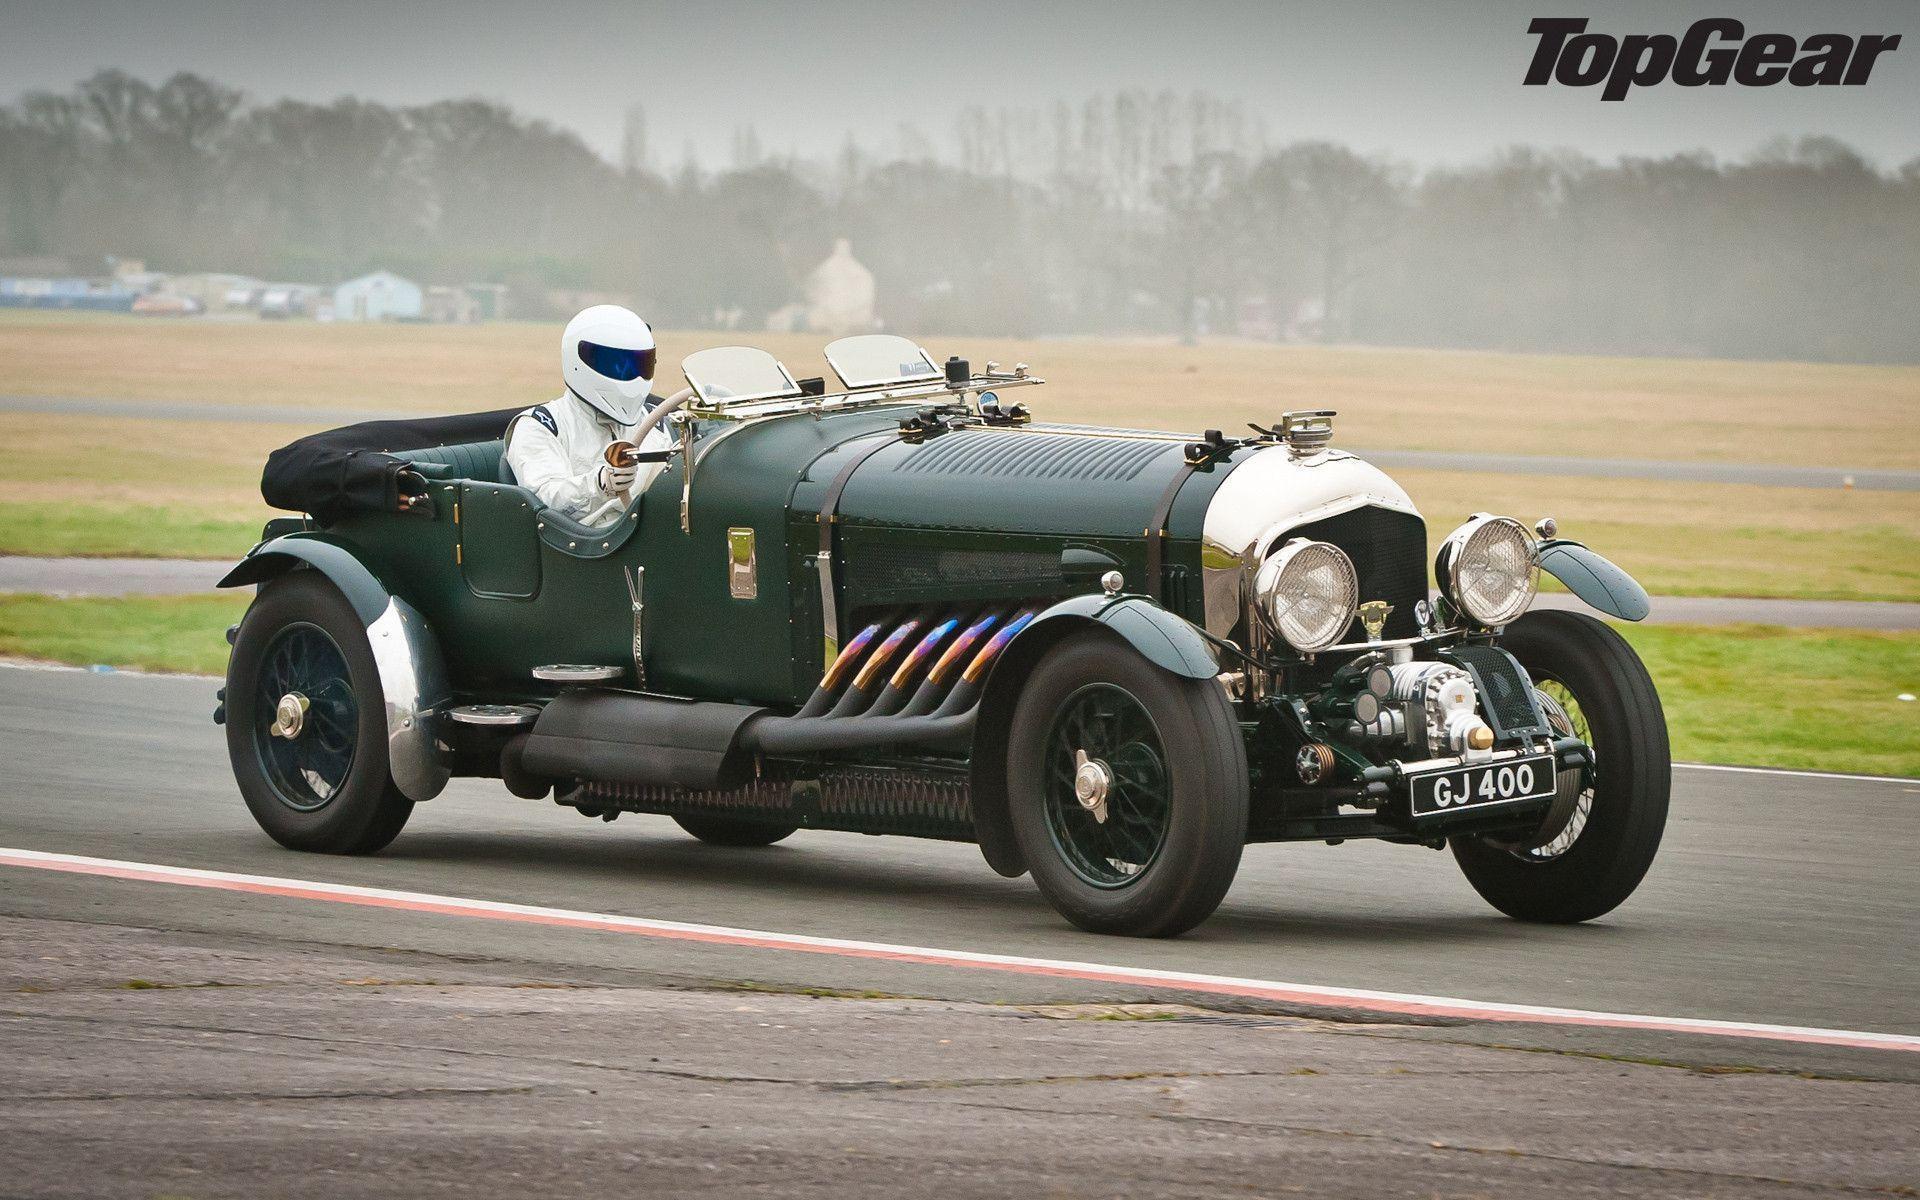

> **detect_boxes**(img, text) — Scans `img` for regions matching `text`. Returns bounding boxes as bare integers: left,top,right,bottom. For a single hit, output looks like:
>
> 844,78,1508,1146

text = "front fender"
1535,540,1651,622
220,535,451,802
968,593,1220,880
1019,593,1221,679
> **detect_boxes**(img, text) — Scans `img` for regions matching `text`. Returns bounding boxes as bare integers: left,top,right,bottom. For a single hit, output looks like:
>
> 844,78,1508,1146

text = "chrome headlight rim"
1436,513,1538,627
1254,538,1360,653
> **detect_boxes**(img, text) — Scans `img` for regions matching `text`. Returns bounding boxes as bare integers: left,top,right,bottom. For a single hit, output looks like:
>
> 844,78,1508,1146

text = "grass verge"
1,592,1911,776
1618,624,1919,778
0,502,266,560
0,593,247,676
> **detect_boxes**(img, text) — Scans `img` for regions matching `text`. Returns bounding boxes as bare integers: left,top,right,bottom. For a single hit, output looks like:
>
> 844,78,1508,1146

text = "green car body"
220,338,1670,936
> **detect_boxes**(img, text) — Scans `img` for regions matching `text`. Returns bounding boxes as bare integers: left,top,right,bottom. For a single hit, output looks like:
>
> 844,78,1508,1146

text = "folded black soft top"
261,408,519,524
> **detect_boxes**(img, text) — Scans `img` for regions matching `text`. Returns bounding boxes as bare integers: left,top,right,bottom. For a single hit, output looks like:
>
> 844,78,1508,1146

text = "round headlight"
1255,539,1359,652
1437,514,1537,626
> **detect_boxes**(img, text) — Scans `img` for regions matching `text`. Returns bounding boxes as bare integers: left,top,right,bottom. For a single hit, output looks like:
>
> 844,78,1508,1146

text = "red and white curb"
5,847,1916,1055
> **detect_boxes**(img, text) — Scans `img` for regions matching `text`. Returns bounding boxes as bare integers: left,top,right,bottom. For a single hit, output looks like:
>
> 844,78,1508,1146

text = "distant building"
804,239,875,335
465,283,509,322
423,285,478,324
166,272,261,313
259,284,321,320
332,271,423,322
109,258,169,294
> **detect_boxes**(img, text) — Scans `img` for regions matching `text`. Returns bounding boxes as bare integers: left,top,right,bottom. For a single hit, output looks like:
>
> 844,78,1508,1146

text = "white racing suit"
503,391,672,527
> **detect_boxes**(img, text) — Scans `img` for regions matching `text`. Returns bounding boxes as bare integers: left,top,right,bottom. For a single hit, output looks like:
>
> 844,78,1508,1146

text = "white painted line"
1674,763,1920,786
3,847,1916,1055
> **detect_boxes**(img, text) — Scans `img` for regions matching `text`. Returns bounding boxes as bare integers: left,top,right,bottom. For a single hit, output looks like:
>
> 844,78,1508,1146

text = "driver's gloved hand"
599,460,638,494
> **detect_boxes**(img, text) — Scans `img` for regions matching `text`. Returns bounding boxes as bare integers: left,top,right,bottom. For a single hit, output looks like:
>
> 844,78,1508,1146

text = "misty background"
3,0,1917,361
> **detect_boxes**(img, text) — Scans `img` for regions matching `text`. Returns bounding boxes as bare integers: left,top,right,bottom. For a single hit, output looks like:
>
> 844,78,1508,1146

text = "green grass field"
1,593,1912,776
0,503,262,560
0,593,245,676
1616,624,1919,777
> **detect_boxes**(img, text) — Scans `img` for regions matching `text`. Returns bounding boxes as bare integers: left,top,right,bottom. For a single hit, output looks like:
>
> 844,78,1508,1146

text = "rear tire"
226,572,413,854
1006,630,1247,937
672,815,797,847
1452,609,1669,923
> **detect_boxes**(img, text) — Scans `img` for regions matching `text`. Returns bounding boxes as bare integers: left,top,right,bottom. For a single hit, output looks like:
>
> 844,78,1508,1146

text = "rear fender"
220,535,451,801
219,534,391,624
969,594,1220,878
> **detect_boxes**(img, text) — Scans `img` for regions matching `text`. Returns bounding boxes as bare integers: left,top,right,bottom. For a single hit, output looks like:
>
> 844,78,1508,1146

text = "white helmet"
561,305,656,425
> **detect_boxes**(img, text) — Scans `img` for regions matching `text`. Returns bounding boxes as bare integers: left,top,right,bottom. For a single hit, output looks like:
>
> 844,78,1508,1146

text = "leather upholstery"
402,440,506,484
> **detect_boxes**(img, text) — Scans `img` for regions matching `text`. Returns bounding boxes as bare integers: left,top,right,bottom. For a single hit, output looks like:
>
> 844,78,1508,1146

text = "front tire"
1452,609,1670,923
226,572,414,854
1006,630,1247,937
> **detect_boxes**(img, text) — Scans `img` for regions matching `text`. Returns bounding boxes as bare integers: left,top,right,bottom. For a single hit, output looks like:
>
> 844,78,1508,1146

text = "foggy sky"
5,0,1917,169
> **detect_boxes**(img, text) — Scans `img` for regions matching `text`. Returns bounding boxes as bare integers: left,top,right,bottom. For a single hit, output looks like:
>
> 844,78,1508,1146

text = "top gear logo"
1525,18,1900,100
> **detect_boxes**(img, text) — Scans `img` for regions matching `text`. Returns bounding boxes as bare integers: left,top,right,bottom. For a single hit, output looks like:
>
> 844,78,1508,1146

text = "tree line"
3,71,1915,362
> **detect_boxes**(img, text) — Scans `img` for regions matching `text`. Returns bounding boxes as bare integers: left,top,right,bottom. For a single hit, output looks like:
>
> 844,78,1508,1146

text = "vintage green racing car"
216,335,1668,936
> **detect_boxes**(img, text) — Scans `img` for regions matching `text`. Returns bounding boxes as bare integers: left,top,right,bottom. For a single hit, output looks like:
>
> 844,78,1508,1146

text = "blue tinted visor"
579,340,656,382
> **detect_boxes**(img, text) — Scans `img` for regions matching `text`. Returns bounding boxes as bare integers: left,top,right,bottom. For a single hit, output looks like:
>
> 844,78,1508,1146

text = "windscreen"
681,346,801,404
824,334,940,389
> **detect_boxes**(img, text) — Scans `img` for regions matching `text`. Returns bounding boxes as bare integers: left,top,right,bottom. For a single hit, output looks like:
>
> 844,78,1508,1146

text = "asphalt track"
3,663,1917,1195
7,392,1918,490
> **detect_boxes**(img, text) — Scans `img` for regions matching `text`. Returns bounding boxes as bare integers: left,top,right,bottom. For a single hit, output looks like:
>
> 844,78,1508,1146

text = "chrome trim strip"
685,372,1044,422
727,527,757,600
817,550,839,671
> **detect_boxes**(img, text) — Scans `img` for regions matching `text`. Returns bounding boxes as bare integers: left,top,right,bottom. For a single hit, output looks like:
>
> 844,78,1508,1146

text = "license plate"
1410,755,1555,818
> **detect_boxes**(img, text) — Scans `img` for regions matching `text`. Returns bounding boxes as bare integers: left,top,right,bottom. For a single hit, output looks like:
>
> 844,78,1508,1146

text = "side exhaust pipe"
900,610,1001,716
516,604,1044,786
738,607,1038,756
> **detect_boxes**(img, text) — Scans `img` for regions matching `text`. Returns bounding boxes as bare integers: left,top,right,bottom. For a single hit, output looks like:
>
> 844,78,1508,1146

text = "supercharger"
1350,661,1496,760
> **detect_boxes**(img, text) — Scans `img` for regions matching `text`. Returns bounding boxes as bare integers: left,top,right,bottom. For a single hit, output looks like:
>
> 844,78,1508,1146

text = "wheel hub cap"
270,692,310,740
1072,749,1112,824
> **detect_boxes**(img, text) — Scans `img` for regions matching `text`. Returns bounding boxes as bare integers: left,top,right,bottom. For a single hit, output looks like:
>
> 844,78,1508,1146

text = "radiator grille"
898,431,1175,482
1285,507,1429,643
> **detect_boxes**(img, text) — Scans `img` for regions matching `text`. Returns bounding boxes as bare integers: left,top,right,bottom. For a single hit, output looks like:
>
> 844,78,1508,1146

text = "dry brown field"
4,311,1914,468
1,311,1915,600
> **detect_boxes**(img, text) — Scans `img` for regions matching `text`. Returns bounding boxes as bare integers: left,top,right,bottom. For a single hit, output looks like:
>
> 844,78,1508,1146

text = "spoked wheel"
1043,684,1173,888
1514,680,1593,860
1007,630,1247,937
255,624,359,811
226,572,413,854
672,814,797,847
1452,609,1670,923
